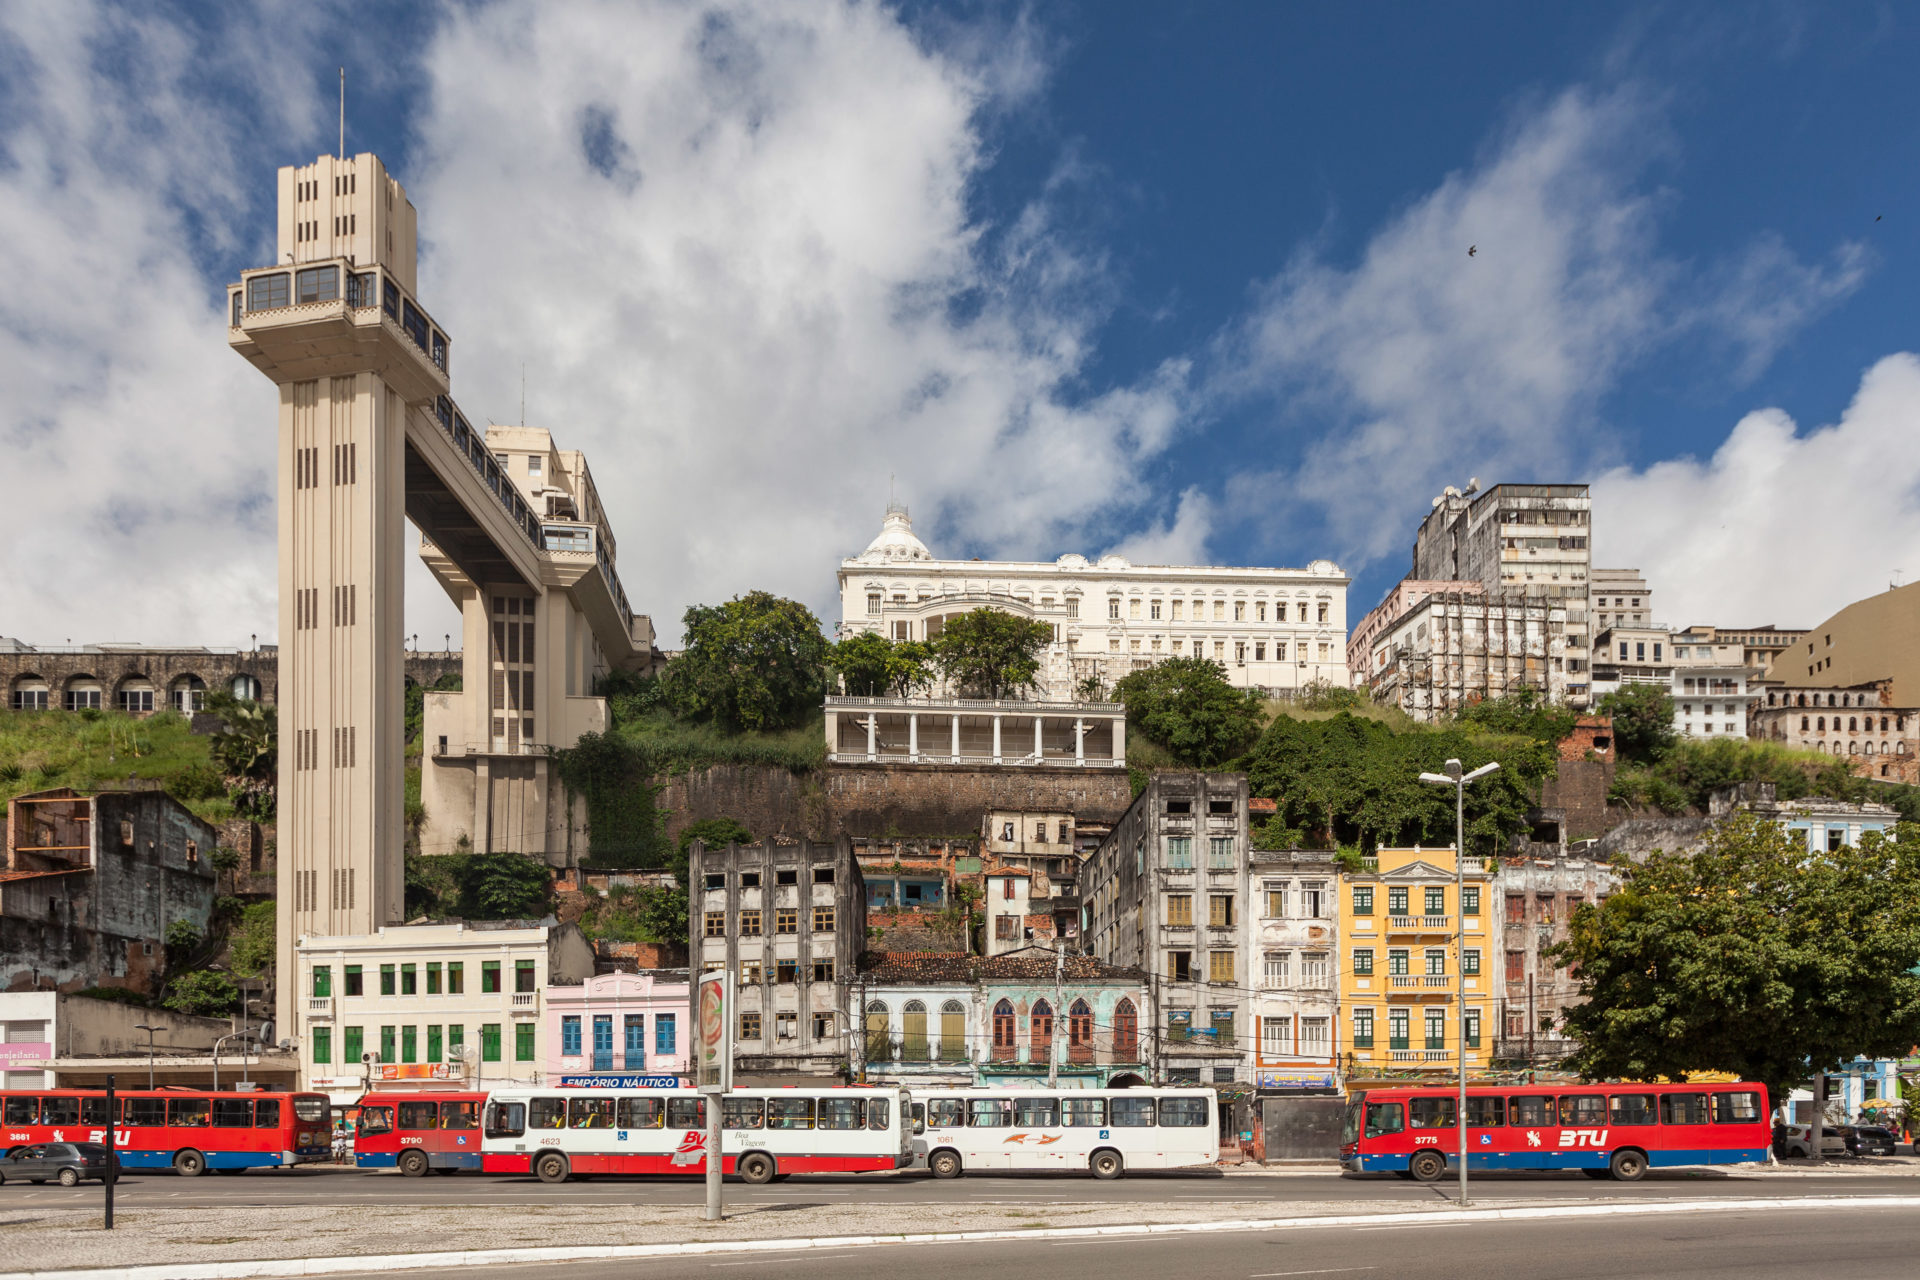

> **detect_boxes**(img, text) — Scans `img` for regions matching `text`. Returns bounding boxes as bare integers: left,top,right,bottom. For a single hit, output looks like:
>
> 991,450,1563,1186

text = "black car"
0,1143,115,1186
1850,1125,1898,1157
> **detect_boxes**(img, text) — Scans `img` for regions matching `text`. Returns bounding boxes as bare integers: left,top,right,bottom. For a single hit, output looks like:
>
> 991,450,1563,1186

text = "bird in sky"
1468,245,1477,257
1876,215,1883,222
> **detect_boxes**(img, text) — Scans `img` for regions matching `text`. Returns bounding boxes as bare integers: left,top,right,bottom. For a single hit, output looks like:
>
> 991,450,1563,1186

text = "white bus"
906,1087,1219,1179
479,1086,912,1184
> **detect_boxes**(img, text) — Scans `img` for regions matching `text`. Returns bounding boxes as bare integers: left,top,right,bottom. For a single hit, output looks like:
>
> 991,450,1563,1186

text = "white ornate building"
836,506,1350,698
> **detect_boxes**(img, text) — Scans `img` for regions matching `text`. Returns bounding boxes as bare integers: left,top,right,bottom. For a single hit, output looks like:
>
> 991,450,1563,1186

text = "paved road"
7,1165,1919,1209
310,1203,1920,1280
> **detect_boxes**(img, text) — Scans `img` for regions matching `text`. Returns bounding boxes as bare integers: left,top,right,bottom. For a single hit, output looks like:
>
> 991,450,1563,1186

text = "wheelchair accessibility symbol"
1479,1133,1492,1145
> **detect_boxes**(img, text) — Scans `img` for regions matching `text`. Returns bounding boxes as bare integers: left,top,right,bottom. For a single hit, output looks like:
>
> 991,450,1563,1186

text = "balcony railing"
1390,976,1418,989
307,998,333,1017
511,992,539,1010
1422,976,1450,988
1388,915,1451,931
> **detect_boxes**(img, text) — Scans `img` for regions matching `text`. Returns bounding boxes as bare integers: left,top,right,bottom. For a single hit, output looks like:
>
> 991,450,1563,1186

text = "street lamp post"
133,1024,161,1090
1418,756,1500,1208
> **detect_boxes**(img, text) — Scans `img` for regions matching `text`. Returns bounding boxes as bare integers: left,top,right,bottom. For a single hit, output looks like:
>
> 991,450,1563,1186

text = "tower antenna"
520,363,526,427
338,68,345,160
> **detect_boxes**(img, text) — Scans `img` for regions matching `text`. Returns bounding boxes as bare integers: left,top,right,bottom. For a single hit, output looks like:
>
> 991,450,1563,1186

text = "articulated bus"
1342,1081,1771,1182
0,1089,331,1175
906,1087,1219,1179
479,1086,912,1184
352,1091,489,1175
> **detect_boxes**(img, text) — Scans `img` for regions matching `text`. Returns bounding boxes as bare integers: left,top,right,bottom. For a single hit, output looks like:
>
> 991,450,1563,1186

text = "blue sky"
2,1,1916,649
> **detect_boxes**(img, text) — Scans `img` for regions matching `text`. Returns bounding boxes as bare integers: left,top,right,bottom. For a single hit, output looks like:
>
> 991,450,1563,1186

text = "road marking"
1353,1222,1475,1231
1248,1270,1379,1278
710,1255,862,1268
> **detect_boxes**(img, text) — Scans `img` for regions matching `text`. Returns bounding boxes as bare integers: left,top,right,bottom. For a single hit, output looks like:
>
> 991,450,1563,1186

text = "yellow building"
1337,846,1494,1078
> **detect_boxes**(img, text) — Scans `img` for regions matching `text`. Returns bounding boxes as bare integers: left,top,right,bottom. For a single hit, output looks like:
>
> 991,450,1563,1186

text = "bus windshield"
1341,1096,1364,1146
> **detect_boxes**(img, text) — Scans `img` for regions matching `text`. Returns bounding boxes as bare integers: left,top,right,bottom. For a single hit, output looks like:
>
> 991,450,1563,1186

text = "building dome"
857,504,933,563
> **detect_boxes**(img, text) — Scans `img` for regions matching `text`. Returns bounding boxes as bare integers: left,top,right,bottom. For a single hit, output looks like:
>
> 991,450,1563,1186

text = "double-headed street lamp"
133,1024,162,1090
1418,756,1500,1208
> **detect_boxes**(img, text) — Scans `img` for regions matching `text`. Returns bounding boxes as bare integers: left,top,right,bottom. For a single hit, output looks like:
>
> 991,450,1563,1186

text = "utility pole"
1049,945,1064,1088
102,1074,116,1230
1811,1070,1826,1162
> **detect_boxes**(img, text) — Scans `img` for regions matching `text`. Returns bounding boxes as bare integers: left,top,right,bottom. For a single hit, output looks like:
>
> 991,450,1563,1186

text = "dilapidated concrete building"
1490,852,1620,1067
3,788,219,994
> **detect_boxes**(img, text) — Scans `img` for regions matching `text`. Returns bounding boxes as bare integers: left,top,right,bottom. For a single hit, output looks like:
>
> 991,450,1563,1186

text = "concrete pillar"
992,715,1002,764
1114,714,1126,767
866,714,877,762
824,709,837,761
909,713,919,763
1075,717,1085,766
1033,716,1043,765
951,715,960,762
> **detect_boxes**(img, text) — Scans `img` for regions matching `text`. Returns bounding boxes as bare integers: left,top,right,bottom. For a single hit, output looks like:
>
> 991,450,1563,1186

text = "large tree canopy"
1596,682,1678,763
1112,656,1265,767
929,608,1053,700
829,632,933,699
1551,816,1920,1105
665,591,829,732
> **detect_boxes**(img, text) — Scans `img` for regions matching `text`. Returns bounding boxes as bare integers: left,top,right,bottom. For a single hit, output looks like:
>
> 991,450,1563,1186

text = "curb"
12,1194,1920,1280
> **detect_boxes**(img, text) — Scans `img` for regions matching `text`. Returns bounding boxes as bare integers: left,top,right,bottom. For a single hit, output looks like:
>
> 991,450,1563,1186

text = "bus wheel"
174,1149,207,1178
1089,1149,1124,1181
929,1150,963,1180
1408,1151,1446,1183
1608,1150,1647,1182
399,1150,430,1178
534,1153,570,1184
738,1153,776,1185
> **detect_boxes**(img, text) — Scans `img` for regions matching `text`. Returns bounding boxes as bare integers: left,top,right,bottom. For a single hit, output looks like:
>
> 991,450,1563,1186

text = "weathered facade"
1363,588,1573,720
1490,852,1621,1067
687,840,867,1079
1247,848,1340,1091
1083,772,1254,1084
857,949,1151,1088
3,788,218,995
1751,680,1917,783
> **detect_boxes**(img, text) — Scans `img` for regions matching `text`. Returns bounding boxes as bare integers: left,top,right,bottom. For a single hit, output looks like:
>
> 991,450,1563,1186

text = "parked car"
1777,1124,1847,1158
0,1143,115,1186
1849,1125,1898,1156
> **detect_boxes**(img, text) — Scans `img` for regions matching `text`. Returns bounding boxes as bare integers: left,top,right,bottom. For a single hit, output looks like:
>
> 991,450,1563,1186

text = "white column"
951,714,961,763
909,713,919,763
992,715,1002,764
1075,717,1085,766
866,714,877,762
1114,714,1126,767
1033,716,1043,765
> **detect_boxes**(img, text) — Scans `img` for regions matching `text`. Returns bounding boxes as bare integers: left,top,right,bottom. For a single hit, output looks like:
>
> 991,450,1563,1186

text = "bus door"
1463,1094,1505,1171
437,1099,482,1169
1505,1094,1558,1168
1558,1093,1609,1169
355,1103,396,1168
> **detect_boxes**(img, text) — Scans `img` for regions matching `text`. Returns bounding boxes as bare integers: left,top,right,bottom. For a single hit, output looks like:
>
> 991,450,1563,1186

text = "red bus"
0,1089,331,1175
352,1091,487,1175
1341,1081,1770,1181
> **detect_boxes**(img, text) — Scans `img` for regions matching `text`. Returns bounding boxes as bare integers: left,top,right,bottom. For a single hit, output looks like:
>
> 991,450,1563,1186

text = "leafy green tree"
227,900,277,978
929,608,1054,700
665,591,830,732
596,668,668,727
163,969,239,1017
209,846,242,894
1551,816,1920,1104
829,631,894,697
633,883,692,946
1597,683,1678,763
1454,688,1579,746
1112,656,1265,767
677,817,754,860
164,919,202,954
550,732,671,868
457,853,555,920
204,690,277,822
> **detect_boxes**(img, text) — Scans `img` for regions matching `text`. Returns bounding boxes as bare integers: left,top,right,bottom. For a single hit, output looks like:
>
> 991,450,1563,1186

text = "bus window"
1159,1097,1210,1128
667,1098,706,1129
211,1098,252,1128
484,1102,525,1138
766,1098,814,1130
1465,1096,1504,1128
1509,1096,1555,1127
80,1097,113,1126
1063,1097,1106,1127
169,1098,211,1127
443,1101,479,1131
398,1101,440,1131
1661,1093,1710,1125
1015,1097,1058,1127
1409,1097,1455,1129
529,1097,568,1130
1111,1097,1157,1128
570,1098,615,1130
927,1098,965,1129
358,1107,394,1136
2,1097,37,1125
618,1098,663,1129
723,1098,764,1129
1712,1091,1762,1125
866,1098,890,1131
40,1097,79,1126
255,1099,282,1128
819,1098,863,1130
125,1098,166,1127
969,1098,1014,1127
1364,1102,1403,1137
1560,1095,1606,1127
294,1096,329,1123
1609,1094,1657,1126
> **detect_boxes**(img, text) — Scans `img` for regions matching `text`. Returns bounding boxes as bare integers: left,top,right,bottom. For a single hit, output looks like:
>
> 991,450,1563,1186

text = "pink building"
545,971,690,1080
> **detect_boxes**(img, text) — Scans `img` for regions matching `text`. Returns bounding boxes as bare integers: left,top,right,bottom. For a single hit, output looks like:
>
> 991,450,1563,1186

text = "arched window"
1849,717,1858,732
939,1000,967,1063
1797,693,1806,707
1817,717,1826,731
230,673,262,700
1828,694,1837,707
1882,765,1892,777
865,1000,891,1062
902,1000,929,1061
8,674,50,711
1816,742,1825,753
1801,716,1810,731
1068,999,1093,1062
170,673,207,714
1112,998,1138,1061
1848,742,1858,755
1031,999,1053,1058
992,999,1016,1060
1865,741,1876,755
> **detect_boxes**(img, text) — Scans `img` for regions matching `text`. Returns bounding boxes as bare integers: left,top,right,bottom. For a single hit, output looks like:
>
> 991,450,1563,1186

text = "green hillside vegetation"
0,708,230,823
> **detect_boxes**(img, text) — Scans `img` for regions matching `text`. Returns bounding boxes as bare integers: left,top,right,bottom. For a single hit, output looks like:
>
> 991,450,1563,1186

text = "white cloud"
1215,87,1866,581
1592,352,1920,626
1104,486,1214,567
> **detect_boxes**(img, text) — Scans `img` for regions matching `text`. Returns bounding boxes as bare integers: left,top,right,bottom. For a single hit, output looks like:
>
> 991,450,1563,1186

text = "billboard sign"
557,1075,683,1089
696,970,731,1094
